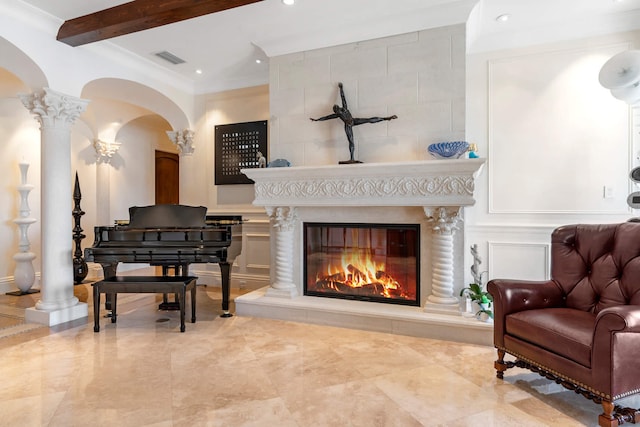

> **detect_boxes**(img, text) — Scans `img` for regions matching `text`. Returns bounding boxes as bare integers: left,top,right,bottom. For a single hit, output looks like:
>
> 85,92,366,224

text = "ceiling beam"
57,0,264,47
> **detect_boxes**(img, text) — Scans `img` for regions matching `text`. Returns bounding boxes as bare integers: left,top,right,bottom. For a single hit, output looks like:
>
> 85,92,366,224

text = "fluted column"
20,88,89,325
424,206,462,315
265,206,298,298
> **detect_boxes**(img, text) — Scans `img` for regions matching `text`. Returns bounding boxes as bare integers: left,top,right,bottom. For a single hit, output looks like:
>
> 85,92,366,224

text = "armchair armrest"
595,306,640,333
488,279,564,348
592,305,640,397
488,279,565,315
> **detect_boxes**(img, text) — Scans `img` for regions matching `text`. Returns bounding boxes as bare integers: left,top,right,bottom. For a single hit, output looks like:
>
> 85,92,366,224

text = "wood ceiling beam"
57,0,264,47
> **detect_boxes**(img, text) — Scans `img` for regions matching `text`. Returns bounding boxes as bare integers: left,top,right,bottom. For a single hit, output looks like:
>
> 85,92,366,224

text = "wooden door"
155,150,179,204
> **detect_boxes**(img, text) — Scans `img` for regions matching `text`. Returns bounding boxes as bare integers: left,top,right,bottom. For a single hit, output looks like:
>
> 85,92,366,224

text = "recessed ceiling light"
195,69,203,74
282,0,295,5
495,14,510,22
256,59,262,64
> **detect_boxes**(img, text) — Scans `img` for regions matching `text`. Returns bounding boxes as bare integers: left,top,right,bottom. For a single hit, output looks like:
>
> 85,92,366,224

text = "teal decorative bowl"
428,141,469,159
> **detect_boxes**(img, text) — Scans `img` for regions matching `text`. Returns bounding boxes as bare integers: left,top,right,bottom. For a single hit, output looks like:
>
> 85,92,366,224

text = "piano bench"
92,276,197,333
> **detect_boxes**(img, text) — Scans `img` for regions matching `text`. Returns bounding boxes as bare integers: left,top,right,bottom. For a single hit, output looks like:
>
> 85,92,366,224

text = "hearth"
304,223,419,306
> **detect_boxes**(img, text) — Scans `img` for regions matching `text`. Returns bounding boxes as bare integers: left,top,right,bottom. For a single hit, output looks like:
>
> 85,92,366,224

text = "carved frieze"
243,159,485,207
255,175,473,201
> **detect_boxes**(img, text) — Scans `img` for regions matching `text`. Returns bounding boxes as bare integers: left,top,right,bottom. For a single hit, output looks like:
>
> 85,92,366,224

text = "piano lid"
128,204,207,228
113,205,244,227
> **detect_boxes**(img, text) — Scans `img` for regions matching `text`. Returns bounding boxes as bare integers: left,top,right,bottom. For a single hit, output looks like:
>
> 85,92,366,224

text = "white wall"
465,31,640,285
186,85,271,289
0,71,41,285
189,86,270,209
110,115,174,220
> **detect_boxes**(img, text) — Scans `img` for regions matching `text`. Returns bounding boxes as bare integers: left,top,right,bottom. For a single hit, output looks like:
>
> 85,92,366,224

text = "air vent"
154,51,186,65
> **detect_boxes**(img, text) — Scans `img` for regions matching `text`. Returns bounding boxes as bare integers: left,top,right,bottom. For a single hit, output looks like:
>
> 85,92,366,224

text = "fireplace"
237,160,490,345
304,223,420,306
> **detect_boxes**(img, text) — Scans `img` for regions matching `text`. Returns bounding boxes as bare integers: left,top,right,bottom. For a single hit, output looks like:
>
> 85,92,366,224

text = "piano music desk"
92,276,197,333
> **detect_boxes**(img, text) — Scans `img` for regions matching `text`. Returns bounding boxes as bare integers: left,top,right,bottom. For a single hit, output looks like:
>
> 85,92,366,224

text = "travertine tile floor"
0,283,635,426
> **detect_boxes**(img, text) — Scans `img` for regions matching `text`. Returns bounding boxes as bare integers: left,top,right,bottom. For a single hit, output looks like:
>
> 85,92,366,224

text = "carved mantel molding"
243,159,485,207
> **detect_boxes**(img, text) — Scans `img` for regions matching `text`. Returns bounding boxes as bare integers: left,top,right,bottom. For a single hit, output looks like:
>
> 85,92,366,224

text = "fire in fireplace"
304,223,420,306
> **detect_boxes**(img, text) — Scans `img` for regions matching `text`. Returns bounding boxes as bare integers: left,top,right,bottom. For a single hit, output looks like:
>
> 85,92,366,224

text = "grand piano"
84,204,242,317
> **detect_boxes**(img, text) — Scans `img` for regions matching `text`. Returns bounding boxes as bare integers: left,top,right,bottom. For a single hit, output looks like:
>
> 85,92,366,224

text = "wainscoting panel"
192,212,271,290
488,241,550,282
245,232,271,276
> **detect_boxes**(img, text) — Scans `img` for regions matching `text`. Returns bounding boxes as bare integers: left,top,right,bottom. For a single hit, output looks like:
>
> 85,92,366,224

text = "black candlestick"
73,172,88,284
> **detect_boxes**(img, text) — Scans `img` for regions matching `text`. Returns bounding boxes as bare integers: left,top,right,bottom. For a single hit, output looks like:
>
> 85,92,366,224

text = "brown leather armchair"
488,223,640,427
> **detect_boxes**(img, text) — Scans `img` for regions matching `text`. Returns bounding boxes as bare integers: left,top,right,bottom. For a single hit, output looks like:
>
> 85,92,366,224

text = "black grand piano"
85,204,242,317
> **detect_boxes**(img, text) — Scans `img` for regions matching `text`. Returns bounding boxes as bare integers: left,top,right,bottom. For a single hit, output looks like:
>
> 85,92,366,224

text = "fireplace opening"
304,222,420,306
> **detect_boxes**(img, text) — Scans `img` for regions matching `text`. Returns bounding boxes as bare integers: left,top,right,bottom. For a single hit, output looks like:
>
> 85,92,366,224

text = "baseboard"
0,274,42,294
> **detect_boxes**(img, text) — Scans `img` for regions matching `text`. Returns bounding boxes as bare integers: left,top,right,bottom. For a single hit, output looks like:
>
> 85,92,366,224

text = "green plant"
460,282,493,319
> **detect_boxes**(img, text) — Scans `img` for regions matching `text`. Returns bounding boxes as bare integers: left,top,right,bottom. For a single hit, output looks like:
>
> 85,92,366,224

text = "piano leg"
93,284,100,332
110,293,117,323
100,263,118,315
219,261,233,318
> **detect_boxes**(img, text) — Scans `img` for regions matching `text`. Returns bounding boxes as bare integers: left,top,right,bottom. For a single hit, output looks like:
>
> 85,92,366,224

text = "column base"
424,300,461,316
25,302,88,326
265,286,298,298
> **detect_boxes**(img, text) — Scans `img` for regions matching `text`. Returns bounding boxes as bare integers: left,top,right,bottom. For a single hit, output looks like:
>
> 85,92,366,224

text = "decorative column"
9,162,38,295
20,88,89,325
265,206,298,297
166,129,195,156
424,206,462,315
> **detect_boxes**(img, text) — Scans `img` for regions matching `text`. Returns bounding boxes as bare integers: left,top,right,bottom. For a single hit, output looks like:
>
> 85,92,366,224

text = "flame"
314,250,406,298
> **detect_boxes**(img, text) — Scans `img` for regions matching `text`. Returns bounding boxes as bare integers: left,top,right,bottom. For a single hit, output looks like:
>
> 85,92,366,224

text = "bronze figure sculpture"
310,82,397,164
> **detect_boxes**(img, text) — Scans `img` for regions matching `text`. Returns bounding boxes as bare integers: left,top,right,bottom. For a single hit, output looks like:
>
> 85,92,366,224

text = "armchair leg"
599,401,618,427
495,349,508,379
599,401,640,427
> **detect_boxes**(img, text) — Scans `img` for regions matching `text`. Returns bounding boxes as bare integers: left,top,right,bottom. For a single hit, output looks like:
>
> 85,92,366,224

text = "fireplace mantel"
244,159,485,207
237,159,491,346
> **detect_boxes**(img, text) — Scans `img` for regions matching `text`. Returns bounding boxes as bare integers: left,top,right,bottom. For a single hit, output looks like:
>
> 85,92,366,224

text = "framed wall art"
214,120,267,185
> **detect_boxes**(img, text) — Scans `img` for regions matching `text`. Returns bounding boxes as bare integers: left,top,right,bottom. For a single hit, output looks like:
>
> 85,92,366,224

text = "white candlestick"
11,161,37,294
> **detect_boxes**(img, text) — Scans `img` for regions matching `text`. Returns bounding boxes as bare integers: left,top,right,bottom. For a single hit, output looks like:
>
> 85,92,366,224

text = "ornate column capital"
265,206,298,231
166,129,195,156
424,206,462,234
19,88,89,129
93,139,121,164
